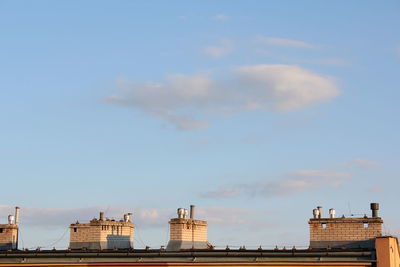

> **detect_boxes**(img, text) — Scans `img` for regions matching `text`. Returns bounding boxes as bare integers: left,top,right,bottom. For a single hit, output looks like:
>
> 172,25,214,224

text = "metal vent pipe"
312,209,319,219
14,207,20,225
317,206,322,219
8,215,14,224
329,208,335,218
190,205,195,219
370,203,379,218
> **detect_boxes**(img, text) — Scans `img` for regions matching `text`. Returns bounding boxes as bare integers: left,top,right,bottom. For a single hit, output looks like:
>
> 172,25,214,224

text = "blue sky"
0,0,399,249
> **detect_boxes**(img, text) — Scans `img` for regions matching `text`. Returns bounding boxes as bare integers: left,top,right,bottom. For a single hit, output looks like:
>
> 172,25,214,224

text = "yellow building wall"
376,236,400,267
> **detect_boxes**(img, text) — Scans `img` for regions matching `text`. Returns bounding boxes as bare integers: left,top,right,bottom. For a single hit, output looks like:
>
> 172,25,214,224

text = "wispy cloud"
204,39,233,58
395,45,400,58
105,65,339,130
368,185,384,193
256,49,348,66
0,205,173,229
201,187,241,199
0,205,268,231
257,36,317,49
201,169,351,199
345,158,381,169
196,207,273,230
213,14,229,21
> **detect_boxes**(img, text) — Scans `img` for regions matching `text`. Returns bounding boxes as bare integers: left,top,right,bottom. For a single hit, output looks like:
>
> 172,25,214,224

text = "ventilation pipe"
177,208,185,219
14,207,20,225
14,207,20,250
127,213,132,222
190,205,195,220
317,206,322,219
8,215,14,224
329,208,335,218
370,203,379,218
312,209,319,219
99,212,104,221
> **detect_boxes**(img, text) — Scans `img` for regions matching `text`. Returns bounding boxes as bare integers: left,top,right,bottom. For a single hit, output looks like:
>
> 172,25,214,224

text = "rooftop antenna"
347,202,352,216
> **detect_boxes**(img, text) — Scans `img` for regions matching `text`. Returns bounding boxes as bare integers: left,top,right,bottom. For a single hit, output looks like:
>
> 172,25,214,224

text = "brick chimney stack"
69,211,134,250
166,205,211,251
0,207,19,251
309,203,383,249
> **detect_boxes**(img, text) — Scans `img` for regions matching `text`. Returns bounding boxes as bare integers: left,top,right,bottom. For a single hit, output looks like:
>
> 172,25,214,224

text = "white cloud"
257,36,317,49
213,14,229,21
235,65,339,111
204,39,233,58
106,65,339,130
202,169,351,199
